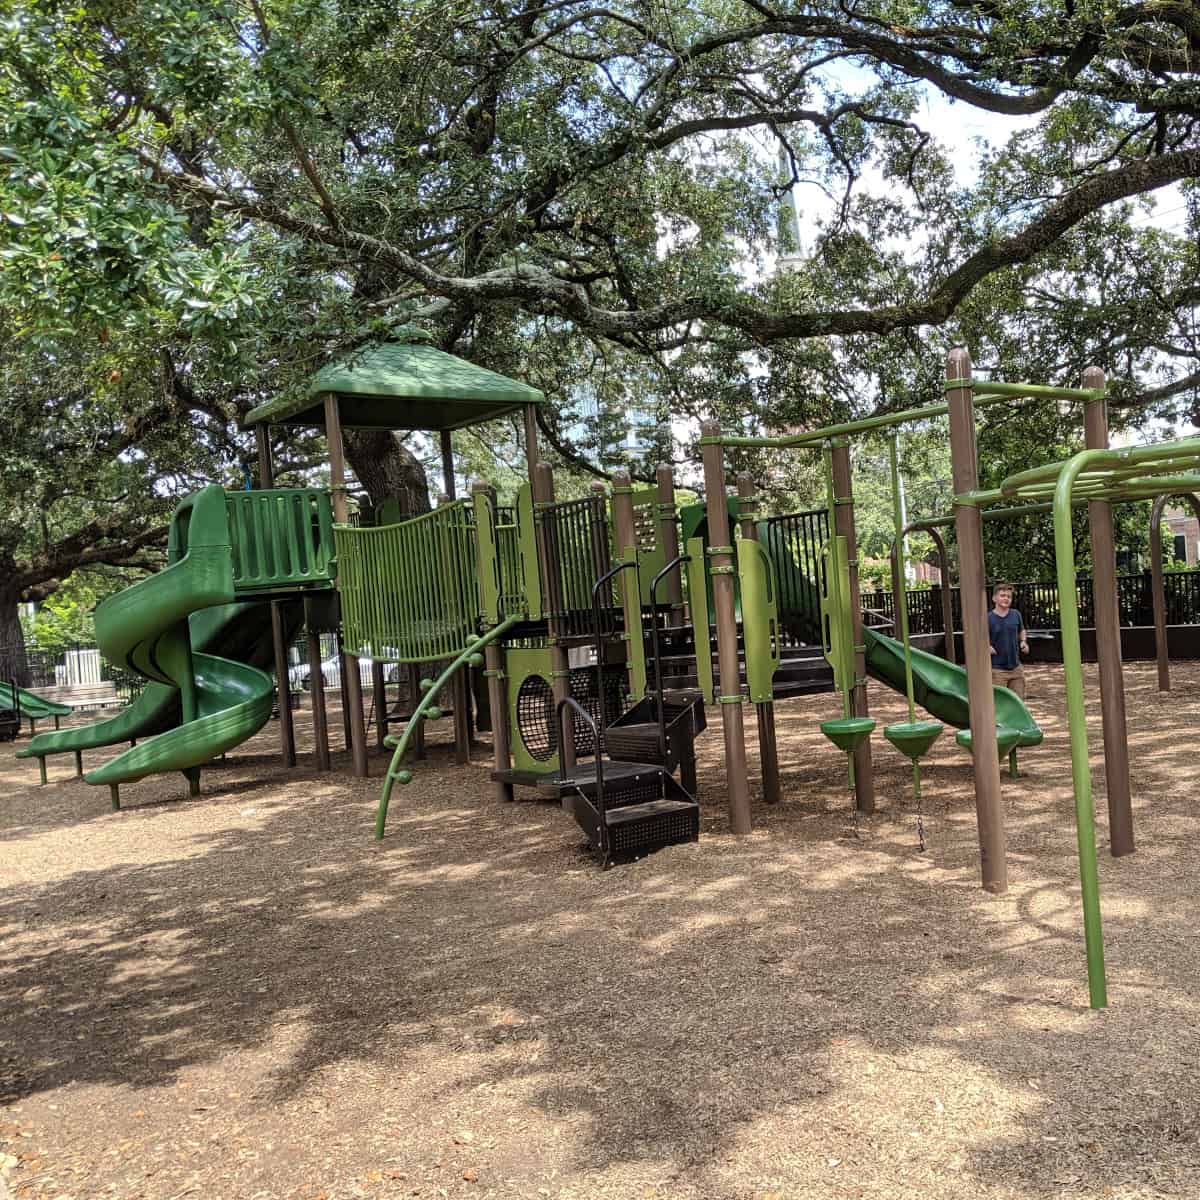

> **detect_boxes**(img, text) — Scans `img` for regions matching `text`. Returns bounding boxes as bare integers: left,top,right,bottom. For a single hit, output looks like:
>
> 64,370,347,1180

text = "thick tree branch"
139,145,1200,344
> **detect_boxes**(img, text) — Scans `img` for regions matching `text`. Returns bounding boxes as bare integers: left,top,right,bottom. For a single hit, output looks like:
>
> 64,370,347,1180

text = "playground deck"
2,662,1199,1200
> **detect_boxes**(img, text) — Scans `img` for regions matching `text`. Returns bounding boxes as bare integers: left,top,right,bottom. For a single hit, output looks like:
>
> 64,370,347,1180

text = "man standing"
989,582,1030,699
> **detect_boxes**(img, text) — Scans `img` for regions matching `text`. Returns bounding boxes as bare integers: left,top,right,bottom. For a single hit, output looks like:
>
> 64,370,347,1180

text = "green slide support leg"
376,617,520,841
110,784,120,811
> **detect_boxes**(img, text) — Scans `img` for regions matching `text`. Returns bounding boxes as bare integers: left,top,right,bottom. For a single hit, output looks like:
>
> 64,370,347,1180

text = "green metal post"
889,438,917,725
1053,450,1109,1010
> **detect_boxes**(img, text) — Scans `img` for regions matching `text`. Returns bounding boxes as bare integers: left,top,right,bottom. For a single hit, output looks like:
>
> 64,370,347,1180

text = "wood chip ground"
2,663,1199,1199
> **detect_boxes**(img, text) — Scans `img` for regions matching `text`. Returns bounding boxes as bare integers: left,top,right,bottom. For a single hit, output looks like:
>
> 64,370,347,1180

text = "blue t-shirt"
989,608,1024,670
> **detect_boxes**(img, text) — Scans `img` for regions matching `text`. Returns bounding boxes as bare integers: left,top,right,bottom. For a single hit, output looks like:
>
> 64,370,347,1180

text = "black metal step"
536,759,666,801
604,797,699,857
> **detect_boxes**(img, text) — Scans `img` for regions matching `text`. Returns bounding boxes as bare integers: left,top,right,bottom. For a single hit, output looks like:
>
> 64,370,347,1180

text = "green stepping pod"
820,716,876,754
883,719,945,761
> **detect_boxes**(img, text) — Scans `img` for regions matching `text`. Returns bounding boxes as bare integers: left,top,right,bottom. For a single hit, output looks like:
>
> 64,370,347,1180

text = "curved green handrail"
1053,449,1109,1010
374,615,520,840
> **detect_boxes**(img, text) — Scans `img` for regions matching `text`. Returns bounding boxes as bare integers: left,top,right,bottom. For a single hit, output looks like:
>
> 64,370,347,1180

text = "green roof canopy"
244,342,544,431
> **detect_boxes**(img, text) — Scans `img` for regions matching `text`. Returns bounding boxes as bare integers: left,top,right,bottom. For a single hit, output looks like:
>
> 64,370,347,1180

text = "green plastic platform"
820,716,876,754
883,719,945,760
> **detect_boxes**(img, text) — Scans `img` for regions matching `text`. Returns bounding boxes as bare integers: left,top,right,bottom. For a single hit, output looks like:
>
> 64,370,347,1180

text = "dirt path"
2,663,1199,1199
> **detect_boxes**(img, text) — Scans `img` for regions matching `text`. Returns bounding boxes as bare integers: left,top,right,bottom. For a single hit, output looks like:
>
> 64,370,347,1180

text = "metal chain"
914,764,926,852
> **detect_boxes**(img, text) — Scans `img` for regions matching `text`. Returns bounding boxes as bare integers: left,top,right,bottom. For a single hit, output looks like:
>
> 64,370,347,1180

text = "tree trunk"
0,588,31,688
343,430,432,516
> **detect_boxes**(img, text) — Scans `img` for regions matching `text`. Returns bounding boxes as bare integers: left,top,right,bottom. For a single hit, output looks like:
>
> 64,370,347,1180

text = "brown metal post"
927,526,956,664
338,634,352,748
701,423,752,834
409,664,426,759
830,443,876,814
523,404,540,489
610,471,642,708
436,491,471,766
474,484,513,800
371,659,388,750
303,598,331,771
324,392,369,777
946,349,1007,894
270,604,297,767
484,643,512,800
534,462,575,771
895,523,955,664
737,473,780,805
1083,368,1134,857
656,464,684,626
439,429,457,500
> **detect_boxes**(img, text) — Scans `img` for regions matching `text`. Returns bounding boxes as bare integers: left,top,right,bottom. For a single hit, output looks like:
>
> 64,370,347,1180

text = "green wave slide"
19,486,284,792
0,682,71,729
761,525,1043,754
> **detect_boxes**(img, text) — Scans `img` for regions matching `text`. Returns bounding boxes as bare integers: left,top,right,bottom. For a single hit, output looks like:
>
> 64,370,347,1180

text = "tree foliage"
0,0,1198,661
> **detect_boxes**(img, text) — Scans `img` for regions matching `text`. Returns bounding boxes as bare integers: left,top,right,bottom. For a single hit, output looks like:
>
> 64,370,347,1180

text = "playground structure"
13,342,1200,1007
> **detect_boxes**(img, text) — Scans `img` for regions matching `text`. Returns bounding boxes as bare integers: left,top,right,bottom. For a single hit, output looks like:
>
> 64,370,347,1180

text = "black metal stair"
548,760,700,862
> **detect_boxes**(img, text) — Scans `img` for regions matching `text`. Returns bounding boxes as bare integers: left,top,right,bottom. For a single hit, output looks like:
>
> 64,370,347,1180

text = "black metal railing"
542,493,617,637
865,568,1200,633
0,640,145,700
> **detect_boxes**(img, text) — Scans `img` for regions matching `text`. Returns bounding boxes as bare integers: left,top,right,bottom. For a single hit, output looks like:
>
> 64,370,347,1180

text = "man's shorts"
992,666,1026,699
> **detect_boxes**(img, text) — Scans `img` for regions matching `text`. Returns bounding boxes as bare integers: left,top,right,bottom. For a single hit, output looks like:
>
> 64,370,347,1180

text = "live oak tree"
1,0,1197,658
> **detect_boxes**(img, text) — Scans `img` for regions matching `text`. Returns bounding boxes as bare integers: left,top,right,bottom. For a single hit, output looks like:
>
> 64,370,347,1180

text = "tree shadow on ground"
1,664,1198,1196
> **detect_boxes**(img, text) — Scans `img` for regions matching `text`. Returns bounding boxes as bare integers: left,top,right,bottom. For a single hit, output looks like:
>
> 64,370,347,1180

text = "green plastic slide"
16,602,292,767
0,681,71,728
862,627,1042,750
17,486,282,791
762,534,1043,750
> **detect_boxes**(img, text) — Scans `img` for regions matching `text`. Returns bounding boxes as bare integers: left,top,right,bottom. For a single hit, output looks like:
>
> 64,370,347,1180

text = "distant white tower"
776,146,806,274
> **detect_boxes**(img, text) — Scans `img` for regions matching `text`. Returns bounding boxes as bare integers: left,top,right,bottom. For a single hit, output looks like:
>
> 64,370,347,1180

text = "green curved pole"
375,615,520,841
1053,450,1108,1009
889,437,923,810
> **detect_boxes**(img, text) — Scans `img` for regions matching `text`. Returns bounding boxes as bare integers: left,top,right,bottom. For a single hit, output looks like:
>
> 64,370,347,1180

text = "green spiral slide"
18,485,320,798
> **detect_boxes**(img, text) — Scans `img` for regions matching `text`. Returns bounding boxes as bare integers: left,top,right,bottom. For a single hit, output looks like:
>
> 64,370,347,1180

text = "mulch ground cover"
2,662,1198,1199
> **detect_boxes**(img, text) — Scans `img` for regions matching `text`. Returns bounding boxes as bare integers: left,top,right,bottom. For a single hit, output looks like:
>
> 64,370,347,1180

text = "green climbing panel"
335,501,479,662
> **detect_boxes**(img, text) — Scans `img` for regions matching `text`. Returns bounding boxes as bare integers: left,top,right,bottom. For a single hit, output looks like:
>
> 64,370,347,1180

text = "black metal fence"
0,641,145,699
866,568,1200,633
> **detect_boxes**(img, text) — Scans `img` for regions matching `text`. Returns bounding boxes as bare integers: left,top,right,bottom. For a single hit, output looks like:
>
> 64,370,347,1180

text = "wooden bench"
28,682,124,711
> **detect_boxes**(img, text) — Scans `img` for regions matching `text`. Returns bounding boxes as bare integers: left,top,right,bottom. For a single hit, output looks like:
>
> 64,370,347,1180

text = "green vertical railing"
334,501,479,661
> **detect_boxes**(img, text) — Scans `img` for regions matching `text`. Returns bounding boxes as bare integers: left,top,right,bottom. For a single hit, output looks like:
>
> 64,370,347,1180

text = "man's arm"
1018,613,1030,655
